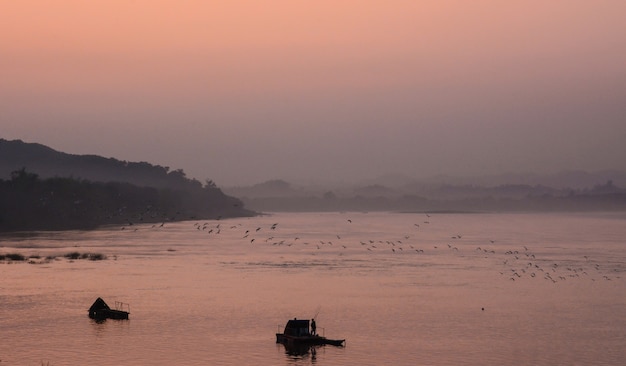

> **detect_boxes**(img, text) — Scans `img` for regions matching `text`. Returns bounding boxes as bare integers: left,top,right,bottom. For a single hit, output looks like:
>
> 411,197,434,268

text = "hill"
1,138,203,189
0,139,254,231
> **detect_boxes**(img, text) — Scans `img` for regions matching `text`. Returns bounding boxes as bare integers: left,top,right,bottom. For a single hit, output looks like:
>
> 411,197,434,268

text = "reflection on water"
279,343,346,365
280,343,319,358
0,212,625,365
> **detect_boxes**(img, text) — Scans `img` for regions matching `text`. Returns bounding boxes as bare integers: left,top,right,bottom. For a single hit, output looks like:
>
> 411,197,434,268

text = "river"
1,212,625,365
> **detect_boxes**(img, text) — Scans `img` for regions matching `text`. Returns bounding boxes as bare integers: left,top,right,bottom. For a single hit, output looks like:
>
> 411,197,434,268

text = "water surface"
1,212,625,365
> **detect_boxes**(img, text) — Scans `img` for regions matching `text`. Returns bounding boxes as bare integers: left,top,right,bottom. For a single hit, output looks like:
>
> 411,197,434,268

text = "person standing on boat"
311,318,317,336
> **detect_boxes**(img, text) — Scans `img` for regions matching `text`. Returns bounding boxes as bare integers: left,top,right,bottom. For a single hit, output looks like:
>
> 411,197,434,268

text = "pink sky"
2,1,625,185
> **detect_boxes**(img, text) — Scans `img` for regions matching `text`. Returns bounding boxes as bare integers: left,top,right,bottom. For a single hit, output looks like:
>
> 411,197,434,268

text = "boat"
276,319,345,347
88,297,130,320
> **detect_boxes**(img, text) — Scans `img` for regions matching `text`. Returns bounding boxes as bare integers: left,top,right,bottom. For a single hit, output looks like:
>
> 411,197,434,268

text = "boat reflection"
283,344,316,358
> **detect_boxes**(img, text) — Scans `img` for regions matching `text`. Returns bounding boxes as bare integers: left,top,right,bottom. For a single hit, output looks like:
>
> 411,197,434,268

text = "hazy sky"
2,1,625,186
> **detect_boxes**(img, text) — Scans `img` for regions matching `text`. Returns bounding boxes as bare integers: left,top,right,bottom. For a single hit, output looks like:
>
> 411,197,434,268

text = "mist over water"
1,212,625,365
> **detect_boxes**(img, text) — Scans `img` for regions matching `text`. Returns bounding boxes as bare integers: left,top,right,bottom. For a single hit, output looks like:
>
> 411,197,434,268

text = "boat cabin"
282,319,311,337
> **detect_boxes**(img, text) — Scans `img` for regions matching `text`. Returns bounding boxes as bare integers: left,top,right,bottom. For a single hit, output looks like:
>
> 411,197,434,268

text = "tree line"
0,168,253,232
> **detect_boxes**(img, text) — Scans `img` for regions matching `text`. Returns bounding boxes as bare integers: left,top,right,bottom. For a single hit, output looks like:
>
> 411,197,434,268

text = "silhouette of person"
311,318,317,336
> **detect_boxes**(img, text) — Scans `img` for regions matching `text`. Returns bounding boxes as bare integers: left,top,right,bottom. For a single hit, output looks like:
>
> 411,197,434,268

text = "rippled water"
1,212,625,365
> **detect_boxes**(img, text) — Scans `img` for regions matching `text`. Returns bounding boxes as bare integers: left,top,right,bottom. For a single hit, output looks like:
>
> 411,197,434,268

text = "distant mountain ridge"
352,171,626,191
225,174,626,201
223,172,626,213
417,171,626,190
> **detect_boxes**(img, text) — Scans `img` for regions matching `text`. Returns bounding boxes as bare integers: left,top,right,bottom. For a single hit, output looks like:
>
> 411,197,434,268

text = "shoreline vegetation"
1,251,108,264
0,168,255,232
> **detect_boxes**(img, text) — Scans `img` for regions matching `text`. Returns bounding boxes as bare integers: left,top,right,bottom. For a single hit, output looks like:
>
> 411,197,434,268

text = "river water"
1,212,625,365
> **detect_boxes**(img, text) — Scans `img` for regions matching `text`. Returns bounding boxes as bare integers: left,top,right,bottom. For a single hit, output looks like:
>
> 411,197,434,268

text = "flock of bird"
176,213,624,284
120,214,626,283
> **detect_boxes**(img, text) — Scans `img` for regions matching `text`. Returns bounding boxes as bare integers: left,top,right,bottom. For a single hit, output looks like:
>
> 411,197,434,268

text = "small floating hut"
88,297,130,320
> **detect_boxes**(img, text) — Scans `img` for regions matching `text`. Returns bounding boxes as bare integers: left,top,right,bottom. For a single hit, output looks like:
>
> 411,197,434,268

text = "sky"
2,1,625,186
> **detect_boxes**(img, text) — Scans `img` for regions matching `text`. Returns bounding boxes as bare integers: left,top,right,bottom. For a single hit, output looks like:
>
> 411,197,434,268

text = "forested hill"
1,138,203,190
0,139,255,231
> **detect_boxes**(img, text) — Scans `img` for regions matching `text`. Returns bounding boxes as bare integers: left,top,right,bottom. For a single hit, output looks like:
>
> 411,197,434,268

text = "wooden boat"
276,319,345,347
88,297,130,320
